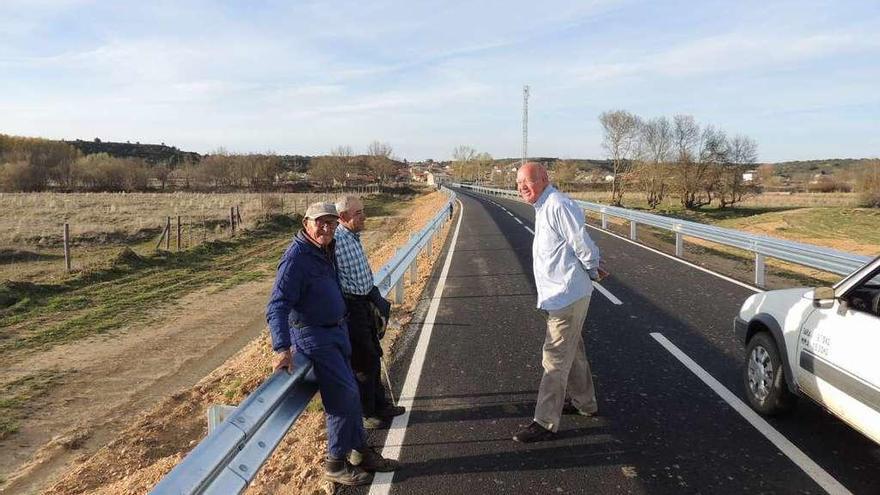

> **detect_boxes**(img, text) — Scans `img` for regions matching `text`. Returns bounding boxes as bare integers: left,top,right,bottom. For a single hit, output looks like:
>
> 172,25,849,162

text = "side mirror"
813,286,836,306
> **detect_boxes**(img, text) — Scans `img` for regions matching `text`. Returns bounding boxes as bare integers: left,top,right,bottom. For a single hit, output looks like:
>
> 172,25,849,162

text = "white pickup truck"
735,255,880,445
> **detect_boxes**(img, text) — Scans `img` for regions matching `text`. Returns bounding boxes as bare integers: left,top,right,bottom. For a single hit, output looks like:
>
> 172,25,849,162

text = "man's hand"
589,265,611,282
273,348,293,374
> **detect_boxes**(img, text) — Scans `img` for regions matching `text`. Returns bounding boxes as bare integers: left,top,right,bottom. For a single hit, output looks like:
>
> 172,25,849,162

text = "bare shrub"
857,160,880,207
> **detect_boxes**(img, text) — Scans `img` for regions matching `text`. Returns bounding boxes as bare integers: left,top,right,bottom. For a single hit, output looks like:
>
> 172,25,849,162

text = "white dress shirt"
532,185,601,310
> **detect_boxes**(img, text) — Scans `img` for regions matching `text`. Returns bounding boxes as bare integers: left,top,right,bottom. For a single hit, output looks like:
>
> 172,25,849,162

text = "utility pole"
522,85,530,167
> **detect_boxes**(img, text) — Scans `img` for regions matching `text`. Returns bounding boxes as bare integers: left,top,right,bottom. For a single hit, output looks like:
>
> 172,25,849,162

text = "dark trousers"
345,296,390,417
291,323,365,459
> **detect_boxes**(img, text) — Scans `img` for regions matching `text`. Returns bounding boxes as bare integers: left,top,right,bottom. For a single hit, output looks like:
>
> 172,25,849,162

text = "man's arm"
554,200,601,278
266,255,303,372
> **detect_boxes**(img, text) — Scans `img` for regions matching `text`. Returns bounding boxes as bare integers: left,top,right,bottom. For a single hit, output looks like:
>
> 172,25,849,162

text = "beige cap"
303,202,339,220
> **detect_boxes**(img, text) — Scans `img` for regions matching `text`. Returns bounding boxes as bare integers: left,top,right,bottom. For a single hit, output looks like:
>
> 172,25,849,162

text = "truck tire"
744,332,796,415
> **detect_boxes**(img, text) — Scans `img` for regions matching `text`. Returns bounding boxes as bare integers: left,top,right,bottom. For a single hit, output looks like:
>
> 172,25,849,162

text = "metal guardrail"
150,188,457,494
455,183,871,285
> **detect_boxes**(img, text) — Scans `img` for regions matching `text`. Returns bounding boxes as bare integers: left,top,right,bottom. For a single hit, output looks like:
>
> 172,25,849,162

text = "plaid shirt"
334,224,374,296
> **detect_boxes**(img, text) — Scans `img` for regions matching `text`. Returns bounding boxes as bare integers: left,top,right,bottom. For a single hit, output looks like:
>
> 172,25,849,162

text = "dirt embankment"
8,191,453,495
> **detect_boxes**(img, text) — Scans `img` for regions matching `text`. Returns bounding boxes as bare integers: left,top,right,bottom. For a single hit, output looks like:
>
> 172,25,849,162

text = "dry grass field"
0,191,345,282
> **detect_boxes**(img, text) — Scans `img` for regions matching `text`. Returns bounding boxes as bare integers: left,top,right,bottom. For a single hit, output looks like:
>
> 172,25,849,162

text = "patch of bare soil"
23,191,453,495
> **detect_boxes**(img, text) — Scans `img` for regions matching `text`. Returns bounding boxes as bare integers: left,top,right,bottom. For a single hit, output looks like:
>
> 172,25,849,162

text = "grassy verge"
0,214,300,357
0,193,414,360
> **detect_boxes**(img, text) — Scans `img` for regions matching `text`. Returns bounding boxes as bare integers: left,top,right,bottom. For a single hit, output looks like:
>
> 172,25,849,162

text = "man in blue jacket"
266,202,399,486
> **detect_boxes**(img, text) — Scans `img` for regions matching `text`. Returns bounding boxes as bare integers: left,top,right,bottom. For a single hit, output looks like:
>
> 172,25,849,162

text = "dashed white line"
650,332,852,495
524,226,534,235
514,218,523,225
368,199,465,495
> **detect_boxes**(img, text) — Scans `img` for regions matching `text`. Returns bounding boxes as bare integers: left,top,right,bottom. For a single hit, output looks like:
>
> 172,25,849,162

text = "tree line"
599,110,759,209
0,135,403,192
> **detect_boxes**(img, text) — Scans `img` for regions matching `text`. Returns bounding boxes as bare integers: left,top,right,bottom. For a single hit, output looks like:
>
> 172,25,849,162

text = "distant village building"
426,172,450,187
742,170,757,182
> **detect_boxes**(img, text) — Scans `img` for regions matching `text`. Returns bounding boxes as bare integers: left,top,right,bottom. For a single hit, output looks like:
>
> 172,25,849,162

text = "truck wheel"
744,332,795,415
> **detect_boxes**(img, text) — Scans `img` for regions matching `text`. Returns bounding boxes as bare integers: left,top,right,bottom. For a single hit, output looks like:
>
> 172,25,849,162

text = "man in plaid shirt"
335,195,405,429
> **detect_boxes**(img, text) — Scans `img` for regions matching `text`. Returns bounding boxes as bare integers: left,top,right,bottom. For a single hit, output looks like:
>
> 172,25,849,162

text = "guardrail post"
409,259,418,285
675,231,683,257
601,212,607,229
630,220,637,241
427,232,434,257
394,282,404,304
755,253,766,288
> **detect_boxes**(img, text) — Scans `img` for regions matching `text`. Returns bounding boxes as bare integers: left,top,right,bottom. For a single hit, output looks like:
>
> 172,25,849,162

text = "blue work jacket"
266,231,348,351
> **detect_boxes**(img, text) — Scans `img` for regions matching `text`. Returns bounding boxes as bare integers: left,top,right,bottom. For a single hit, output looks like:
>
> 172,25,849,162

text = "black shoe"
562,402,598,417
363,416,388,429
349,446,401,472
324,458,374,486
513,422,554,443
378,404,406,418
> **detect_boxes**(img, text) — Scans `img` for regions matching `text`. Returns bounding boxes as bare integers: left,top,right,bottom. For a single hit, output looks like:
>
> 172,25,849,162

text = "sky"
1,0,878,162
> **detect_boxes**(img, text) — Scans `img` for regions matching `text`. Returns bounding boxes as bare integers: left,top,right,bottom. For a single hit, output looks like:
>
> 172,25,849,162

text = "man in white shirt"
513,162,604,443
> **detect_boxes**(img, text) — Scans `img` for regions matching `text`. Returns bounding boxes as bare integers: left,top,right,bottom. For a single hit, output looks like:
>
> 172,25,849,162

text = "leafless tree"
670,115,711,209
717,135,758,207
552,160,578,190
367,141,396,184
633,116,672,208
451,145,477,181
599,110,640,206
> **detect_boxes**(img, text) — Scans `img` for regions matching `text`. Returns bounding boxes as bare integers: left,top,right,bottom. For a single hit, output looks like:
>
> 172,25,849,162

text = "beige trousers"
533,294,597,432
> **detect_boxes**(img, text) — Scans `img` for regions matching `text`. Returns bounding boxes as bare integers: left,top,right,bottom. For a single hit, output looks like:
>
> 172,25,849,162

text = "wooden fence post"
230,207,236,235
63,223,71,272
236,206,242,225
177,216,182,251
165,216,171,250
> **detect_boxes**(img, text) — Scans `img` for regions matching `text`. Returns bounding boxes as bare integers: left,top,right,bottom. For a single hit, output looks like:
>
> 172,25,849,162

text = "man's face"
516,167,547,204
339,200,366,233
304,215,338,246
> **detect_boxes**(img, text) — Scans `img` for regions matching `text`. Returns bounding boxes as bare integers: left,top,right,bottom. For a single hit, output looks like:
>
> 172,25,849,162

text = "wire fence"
0,188,377,282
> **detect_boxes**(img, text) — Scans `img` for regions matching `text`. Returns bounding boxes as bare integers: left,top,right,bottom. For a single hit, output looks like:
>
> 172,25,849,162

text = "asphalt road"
345,187,880,495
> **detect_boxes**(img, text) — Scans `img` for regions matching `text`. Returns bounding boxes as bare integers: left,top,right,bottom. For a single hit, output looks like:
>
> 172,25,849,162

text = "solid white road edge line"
368,198,465,495
650,332,852,495
592,282,623,305
586,223,761,293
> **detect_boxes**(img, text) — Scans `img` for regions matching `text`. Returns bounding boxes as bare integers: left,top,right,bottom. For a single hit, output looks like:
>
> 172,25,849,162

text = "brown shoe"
349,446,401,472
324,458,373,486
513,422,555,443
378,404,406,418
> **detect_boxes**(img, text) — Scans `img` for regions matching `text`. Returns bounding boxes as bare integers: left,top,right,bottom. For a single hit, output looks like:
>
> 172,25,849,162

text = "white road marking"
650,332,852,495
592,282,622,305
368,199,465,495
585,223,761,293
481,193,621,306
